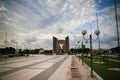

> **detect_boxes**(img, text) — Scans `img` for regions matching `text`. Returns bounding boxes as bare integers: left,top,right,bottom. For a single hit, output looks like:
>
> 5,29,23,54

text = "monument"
53,36,69,55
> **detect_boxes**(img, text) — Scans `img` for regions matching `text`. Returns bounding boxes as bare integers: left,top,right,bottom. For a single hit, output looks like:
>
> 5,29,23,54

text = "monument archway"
53,36,69,55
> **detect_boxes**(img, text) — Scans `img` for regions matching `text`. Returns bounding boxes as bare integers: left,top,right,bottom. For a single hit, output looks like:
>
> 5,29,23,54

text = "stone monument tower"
53,36,69,55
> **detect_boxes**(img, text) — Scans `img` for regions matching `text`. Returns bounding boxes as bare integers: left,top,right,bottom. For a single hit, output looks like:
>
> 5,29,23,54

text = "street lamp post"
77,41,80,60
75,44,77,57
81,28,100,77
90,34,93,77
81,42,84,65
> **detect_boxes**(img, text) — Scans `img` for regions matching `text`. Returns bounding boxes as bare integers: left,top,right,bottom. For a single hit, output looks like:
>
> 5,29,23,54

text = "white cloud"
10,39,18,44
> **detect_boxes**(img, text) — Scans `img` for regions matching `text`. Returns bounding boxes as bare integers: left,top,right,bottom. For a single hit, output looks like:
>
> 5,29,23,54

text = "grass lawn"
83,56,120,80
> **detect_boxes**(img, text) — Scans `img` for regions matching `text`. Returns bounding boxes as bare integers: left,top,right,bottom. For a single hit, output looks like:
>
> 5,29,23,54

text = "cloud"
10,39,18,44
99,34,117,47
1,39,17,48
42,39,52,49
98,0,102,4
0,0,119,49
24,35,37,44
56,27,64,34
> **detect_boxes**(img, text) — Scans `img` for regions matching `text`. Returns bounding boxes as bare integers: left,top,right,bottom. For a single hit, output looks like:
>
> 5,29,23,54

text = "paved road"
0,55,71,80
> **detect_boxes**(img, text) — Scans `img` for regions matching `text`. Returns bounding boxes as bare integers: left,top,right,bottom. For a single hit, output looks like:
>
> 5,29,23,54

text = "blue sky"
96,0,120,10
0,0,120,50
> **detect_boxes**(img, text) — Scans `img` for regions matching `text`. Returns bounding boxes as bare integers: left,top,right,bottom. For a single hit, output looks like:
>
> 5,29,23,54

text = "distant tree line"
69,48,90,55
0,47,15,55
110,46,120,54
0,47,53,57
2,46,119,57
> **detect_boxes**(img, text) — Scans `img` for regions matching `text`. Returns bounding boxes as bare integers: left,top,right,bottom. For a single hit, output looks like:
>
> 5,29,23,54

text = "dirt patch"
108,68,120,71
68,56,101,80
71,68,80,80
69,56,81,80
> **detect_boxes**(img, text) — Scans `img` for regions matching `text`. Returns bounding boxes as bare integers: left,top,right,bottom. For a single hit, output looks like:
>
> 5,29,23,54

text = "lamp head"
94,30,100,36
82,30,87,35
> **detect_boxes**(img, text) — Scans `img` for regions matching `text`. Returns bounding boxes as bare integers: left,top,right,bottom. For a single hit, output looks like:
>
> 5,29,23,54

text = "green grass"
83,56,120,80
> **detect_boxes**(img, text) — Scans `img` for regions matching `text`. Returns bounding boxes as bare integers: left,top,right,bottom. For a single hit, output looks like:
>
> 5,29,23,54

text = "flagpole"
114,0,119,47
96,13,100,51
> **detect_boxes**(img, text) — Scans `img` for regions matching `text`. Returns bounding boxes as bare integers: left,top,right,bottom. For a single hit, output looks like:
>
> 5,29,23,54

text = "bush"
44,50,52,55
93,56,102,62
19,54,25,56
45,52,52,55
8,54,14,58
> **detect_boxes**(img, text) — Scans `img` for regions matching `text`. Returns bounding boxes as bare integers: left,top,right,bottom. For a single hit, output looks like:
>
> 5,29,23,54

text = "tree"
5,47,15,54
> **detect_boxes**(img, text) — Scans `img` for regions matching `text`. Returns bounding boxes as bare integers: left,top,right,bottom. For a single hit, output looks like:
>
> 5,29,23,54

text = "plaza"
0,55,70,80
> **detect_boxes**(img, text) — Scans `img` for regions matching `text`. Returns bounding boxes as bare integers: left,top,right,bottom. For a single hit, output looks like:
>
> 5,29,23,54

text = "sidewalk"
74,56,103,80
48,56,72,80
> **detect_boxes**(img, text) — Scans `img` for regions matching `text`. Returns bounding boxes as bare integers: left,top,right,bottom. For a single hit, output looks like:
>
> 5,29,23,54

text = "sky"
0,0,120,50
